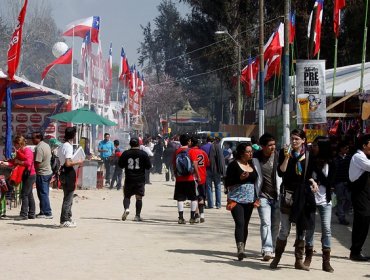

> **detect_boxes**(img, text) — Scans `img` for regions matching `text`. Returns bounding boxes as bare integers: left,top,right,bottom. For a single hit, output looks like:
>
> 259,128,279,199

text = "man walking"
110,140,124,190
32,132,53,219
119,137,151,222
348,134,370,261
58,127,83,228
201,136,225,209
253,133,281,261
98,133,114,187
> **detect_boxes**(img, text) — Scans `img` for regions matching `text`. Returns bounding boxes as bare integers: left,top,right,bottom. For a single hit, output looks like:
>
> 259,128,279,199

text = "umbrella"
49,107,117,126
169,101,208,124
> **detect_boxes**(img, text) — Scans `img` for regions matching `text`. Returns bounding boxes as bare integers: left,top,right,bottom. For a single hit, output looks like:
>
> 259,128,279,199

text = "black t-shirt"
118,148,152,185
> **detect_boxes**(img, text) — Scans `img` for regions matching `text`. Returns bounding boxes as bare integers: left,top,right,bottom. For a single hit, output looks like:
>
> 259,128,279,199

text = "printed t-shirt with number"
190,146,209,185
118,148,152,185
173,147,197,182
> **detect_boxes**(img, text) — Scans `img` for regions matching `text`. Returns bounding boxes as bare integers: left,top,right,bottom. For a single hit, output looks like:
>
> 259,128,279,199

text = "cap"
49,138,62,147
129,137,140,147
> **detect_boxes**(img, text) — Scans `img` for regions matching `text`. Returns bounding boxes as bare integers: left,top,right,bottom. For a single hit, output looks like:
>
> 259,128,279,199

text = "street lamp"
215,30,242,125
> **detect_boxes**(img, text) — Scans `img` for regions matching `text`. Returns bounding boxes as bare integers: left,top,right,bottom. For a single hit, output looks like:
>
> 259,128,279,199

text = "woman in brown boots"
270,129,316,270
304,137,334,272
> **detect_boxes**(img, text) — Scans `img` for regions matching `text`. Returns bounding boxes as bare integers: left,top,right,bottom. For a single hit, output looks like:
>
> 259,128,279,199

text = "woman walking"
270,129,316,270
225,143,261,261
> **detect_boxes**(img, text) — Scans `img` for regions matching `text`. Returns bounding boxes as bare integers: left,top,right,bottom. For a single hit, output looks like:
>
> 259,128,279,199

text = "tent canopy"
0,71,70,108
169,101,208,124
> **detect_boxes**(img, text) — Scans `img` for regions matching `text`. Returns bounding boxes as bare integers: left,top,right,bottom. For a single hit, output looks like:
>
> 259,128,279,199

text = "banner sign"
72,77,86,110
296,60,326,124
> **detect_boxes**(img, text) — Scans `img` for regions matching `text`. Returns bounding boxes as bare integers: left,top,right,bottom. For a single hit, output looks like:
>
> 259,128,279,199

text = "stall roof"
0,70,70,108
325,62,370,97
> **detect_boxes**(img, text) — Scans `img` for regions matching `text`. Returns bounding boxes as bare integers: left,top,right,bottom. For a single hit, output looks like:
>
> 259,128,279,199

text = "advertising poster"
296,60,326,124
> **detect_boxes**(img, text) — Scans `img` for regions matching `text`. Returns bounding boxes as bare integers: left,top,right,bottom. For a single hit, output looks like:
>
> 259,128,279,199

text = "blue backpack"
175,149,193,176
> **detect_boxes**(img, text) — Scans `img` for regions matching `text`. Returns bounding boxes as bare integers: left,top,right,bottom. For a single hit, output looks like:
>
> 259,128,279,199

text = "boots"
303,246,314,268
322,248,334,273
236,242,246,261
270,238,287,269
294,240,310,271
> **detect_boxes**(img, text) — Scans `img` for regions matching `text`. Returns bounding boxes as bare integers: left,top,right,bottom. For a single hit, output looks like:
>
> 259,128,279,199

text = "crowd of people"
1,127,370,272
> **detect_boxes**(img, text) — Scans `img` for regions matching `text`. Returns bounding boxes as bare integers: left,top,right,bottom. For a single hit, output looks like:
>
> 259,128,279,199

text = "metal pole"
237,44,242,125
258,0,265,137
283,0,290,145
360,0,369,93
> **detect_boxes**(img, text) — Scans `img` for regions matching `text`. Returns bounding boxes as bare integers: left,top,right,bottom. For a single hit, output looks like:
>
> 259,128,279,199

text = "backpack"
51,154,61,176
175,148,193,176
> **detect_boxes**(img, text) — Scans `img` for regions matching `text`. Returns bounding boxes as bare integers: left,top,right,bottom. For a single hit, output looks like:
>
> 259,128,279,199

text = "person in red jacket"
190,136,209,223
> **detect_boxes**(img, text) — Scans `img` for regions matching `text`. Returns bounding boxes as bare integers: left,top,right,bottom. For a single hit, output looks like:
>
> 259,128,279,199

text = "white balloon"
52,42,69,58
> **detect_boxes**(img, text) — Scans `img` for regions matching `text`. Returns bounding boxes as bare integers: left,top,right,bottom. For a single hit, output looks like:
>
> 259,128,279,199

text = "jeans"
110,166,123,190
305,203,332,248
257,197,280,253
206,170,221,208
36,174,52,216
20,174,36,217
103,158,112,183
278,212,305,241
60,166,76,224
335,182,351,220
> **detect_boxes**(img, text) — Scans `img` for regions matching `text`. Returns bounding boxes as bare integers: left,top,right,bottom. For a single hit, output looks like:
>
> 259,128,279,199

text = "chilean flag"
41,48,72,82
264,53,282,82
289,11,296,44
119,47,130,82
108,42,113,83
7,0,28,80
241,57,259,97
140,74,145,96
308,0,324,57
63,16,100,43
264,22,284,62
334,0,346,37
129,65,137,94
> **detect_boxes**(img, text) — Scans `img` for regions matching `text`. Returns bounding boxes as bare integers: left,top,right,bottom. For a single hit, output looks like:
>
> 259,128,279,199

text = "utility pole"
283,0,291,145
258,0,265,137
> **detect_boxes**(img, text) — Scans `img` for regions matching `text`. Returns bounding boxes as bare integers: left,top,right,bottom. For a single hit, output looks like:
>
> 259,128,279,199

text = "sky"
47,0,189,66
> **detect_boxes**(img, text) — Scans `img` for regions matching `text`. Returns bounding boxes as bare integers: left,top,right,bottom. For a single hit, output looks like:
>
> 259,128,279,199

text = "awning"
0,71,70,108
169,101,208,124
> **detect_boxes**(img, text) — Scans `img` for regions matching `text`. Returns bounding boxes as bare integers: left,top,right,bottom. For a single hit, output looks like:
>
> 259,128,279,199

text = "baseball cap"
129,137,140,147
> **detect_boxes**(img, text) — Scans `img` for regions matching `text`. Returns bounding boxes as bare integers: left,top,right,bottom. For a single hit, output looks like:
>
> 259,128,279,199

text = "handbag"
0,176,8,193
280,151,310,214
227,183,255,204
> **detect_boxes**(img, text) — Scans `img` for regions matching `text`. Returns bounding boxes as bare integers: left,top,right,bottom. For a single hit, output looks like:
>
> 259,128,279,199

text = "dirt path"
1,173,369,279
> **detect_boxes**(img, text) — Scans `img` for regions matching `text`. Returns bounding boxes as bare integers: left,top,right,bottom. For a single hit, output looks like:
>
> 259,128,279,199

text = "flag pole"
360,0,369,93
282,0,290,145
258,0,265,137
331,37,338,103
71,25,75,106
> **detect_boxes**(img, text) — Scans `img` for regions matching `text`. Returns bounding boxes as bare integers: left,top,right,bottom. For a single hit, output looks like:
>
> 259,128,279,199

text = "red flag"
241,58,259,97
289,12,296,44
264,52,282,82
7,0,28,80
308,0,324,57
334,0,346,37
264,23,284,62
63,16,100,43
41,48,72,81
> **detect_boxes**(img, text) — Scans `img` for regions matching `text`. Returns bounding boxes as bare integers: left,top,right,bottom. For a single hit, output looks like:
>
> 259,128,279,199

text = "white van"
220,137,252,154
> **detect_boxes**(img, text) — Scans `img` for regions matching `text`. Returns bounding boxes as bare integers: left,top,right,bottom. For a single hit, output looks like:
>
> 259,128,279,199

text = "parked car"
219,137,252,154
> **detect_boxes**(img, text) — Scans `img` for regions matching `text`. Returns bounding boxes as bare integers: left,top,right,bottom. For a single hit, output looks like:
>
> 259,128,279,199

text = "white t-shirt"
58,142,73,166
312,163,331,205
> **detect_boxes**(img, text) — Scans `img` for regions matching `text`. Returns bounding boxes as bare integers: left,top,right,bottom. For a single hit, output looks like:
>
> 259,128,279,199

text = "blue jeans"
36,174,53,216
103,158,112,183
278,212,305,241
206,170,221,208
110,167,123,190
257,197,280,253
305,203,332,248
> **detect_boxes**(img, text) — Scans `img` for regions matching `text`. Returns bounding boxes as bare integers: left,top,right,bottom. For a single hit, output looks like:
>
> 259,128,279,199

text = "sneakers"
36,214,54,219
133,215,143,222
200,217,205,223
60,221,77,228
178,218,186,224
262,251,273,261
189,218,196,224
121,210,130,221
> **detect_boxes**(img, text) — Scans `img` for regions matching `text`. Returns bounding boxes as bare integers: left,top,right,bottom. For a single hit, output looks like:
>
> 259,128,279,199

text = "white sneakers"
60,221,77,228
121,210,130,221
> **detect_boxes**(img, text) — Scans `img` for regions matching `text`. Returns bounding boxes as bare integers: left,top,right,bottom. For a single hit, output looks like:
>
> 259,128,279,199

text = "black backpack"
50,154,61,176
